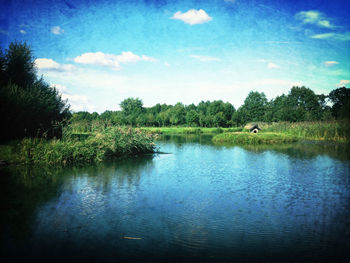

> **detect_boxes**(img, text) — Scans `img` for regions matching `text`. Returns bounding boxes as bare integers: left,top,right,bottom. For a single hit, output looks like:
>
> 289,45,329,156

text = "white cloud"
51,83,94,112
74,52,120,69
311,32,350,41
62,93,91,112
19,29,26,34
337,80,350,87
51,26,64,35
74,51,157,70
35,58,76,72
164,62,170,67
267,62,279,69
190,55,221,62
51,83,67,93
172,9,212,25
324,61,339,67
295,10,333,28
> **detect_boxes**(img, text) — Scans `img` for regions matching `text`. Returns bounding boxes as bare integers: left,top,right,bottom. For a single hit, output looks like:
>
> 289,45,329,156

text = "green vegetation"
264,121,350,143
213,132,299,144
213,121,350,144
2,127,156,166
139,127,242,134
0,42,70,141
69,86,349,129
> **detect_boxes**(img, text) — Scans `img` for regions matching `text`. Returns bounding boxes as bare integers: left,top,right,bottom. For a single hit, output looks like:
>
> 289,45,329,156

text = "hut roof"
249,124,261,131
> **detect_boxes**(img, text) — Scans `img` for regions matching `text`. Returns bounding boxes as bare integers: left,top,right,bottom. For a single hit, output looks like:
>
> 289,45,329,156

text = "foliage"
0,42,70,141
213,121,350,144
240,91,268,123
17,127,156,165
76,87,349,129
328,87,350,120
139,127,232,134
264,121,350,143
120,98,144,125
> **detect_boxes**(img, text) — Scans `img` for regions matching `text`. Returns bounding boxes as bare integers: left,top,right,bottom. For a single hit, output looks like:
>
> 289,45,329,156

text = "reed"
264,121,350,143
18,127,156,165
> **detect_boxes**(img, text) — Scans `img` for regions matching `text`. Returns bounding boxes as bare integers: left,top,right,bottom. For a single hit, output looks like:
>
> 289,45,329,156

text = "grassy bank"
213,121,350,145
213,132,299,144
140,127,243,134
0,127,156,166
264,121,350,143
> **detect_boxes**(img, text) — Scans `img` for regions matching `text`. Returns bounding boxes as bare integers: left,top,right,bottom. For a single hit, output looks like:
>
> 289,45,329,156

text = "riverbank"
212,132,299,144
0,127,156,166
139,127,243,134
212,121,350,144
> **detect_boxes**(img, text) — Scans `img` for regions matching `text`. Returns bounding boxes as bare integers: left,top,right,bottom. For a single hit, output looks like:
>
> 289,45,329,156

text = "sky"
1,0,350,113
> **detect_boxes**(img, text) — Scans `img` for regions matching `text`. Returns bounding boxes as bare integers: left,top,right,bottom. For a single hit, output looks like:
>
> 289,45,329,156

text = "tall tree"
241,91,268,122
120,97,144,125
329,87,350,119
0,42,70,140
287,86,321,121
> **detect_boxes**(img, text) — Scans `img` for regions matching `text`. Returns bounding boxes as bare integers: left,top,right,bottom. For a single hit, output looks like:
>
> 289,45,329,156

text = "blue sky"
1,0,350,112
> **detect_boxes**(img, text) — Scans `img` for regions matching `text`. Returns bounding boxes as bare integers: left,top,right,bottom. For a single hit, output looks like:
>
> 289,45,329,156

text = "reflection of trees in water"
160,135,349,161
0,165,66,240
0,154,155,241
65,155,155,193
157,134,221,149
237,142,350,161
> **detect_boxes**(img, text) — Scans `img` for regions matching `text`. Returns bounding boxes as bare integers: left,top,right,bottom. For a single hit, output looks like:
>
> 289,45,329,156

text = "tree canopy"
70,86,349,129
0,42,70,141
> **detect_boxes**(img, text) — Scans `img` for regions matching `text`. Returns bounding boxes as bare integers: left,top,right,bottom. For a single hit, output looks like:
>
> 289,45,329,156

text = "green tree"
287,86,321,121
0,42,70,140
169,102,185,125
329,87,350,120
241,91,268,122
186,110,199,126
213,112,226,127
120,97,144,125
3,42,37,88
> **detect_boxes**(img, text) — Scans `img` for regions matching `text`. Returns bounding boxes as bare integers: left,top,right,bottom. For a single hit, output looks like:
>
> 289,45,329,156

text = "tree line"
71,85,350,128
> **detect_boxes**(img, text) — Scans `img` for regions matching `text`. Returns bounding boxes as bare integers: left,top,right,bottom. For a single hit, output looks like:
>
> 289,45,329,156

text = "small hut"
249,124,261,133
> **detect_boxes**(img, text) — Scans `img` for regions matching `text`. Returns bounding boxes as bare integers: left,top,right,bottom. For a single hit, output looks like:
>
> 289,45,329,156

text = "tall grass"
264,121,350,143
19,127,156,165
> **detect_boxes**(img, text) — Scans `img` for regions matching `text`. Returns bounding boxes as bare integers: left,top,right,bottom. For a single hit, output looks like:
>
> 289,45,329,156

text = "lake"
1,135,349,262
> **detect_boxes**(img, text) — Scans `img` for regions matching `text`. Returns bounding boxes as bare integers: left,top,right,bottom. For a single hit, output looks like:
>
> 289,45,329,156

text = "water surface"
1,135,349,262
